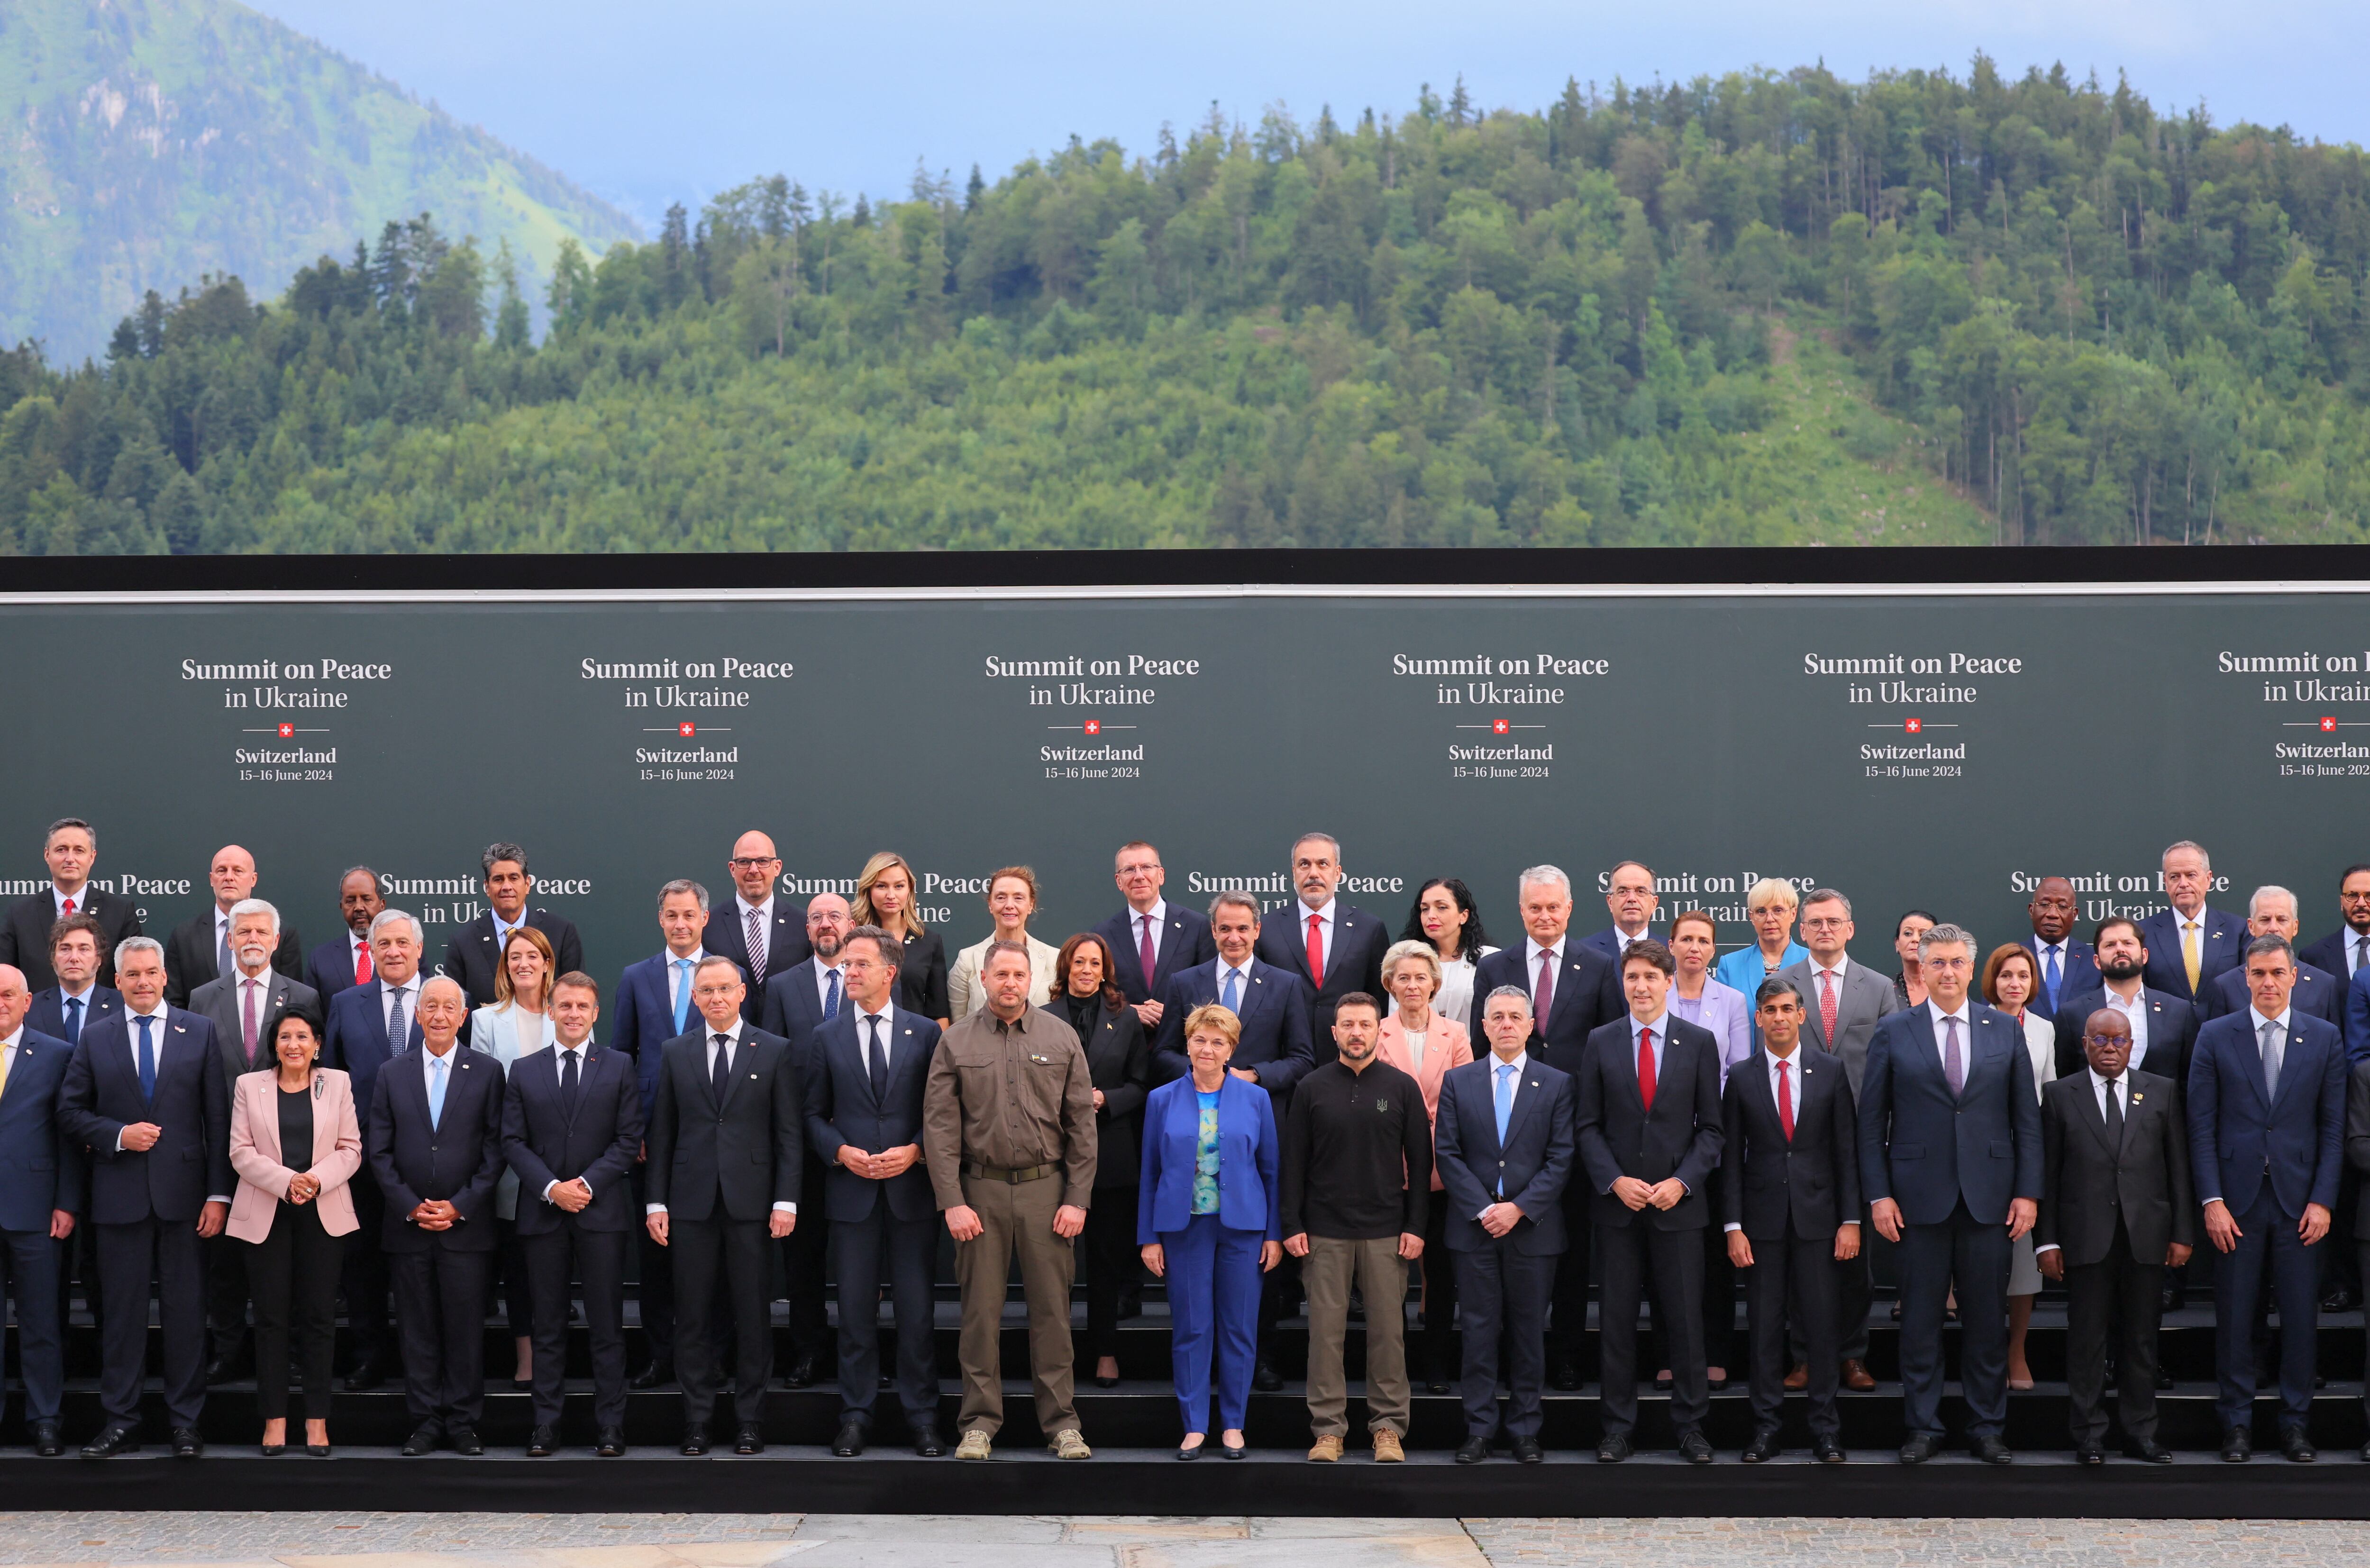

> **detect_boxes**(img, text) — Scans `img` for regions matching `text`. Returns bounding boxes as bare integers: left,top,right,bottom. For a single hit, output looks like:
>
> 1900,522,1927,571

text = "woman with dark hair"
1396,878,1497,1034
1050,932,1152,1387
852,851,950,1026
1982,942,2060,1390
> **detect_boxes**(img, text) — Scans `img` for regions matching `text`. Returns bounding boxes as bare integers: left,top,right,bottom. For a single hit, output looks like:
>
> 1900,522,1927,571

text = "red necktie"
356,942,373,986
1819,970,1839,1044
1305,913,1324,985
1636,1025,1657,1111
1139,915,1158,989
1776,1057,1795,1139
59,897,74,916
1534,949,1555,1033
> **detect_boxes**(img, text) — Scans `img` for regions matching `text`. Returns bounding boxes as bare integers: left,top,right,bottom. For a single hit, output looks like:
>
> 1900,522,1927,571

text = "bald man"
705,831,813,1024
0,963,79,1454
164,845,302,1008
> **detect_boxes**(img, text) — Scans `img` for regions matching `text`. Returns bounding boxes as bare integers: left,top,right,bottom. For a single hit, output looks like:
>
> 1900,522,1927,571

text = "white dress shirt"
0,1025,22,1078
1214,958,1255,1008
1296,897,1336,977
1130,899,1169,968
51,884,86,918
812,955,848,1013
2033,1067,2135,1258
854,1003,895,1075
2100,985,2151,1060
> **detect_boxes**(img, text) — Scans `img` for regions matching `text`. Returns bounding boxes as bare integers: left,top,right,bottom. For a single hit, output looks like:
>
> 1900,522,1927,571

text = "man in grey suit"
188,897,320,1384
1777,887,1900,1391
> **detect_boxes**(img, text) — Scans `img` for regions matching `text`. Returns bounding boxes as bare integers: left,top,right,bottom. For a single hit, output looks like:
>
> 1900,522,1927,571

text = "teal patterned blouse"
1191,1089,1222,1215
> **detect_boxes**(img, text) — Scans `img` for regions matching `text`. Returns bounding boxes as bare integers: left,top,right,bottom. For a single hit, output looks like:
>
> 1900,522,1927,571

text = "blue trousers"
1897,1199,2010,1440
1451,1236,1556,1440
1,1226,62,1423
1163,1214,1263,1438
2215,1189,2324,1432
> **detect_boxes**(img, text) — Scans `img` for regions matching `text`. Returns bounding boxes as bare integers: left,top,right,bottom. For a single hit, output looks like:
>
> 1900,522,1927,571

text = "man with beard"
304,868,386,1008
758,893,855,1388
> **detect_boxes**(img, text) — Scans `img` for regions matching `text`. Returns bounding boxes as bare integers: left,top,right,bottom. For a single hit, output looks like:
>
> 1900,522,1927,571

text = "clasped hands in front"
1609,1176,1688,1213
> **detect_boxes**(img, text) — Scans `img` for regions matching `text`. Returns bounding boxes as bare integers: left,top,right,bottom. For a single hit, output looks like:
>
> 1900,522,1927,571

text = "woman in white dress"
1982,943,2059,1391
946,865,1061,1020
1391,878,1498,1035
469,924,558,1385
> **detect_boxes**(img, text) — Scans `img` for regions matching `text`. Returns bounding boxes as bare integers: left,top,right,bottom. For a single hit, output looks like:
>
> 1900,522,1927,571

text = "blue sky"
254,0,2365,231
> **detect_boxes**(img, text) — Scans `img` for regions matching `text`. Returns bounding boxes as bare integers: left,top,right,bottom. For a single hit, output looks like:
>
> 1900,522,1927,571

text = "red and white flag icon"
2323,717,2339,732
1492,718,1510,734
276,723,294,738
1905,718,1923,734
1083,719,1102,735
678,721,697,737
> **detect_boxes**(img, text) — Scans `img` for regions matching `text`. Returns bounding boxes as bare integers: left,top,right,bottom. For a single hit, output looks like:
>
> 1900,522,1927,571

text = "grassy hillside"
0,0,640,362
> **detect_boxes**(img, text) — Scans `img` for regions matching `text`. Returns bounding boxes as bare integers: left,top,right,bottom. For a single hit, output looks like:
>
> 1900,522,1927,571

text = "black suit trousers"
1450,1238,1553,1440
779,1153,831,1359
1081,1187,1137,1361
96,1215,207,1429
675,1215,774,1425
205,1228,247,1349
830,1202,940,1427
1744,1225,1841,1438
2064,1220,2164,1448
1547,1184,1591,1364
628,1163,674,1366
391,1243,492,1427
240,1202,342,1423
337,1170,392,1363
1598,1220,1708,1436
524,1220,628,1428
1789,1203,1875,1365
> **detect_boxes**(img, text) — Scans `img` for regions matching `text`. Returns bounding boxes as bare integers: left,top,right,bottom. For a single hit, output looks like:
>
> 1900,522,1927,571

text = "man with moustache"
1256,832,1389,1052
2302,863,2370,988
2021,877,2098,1021
164,844,303,1008
304,868,386,1007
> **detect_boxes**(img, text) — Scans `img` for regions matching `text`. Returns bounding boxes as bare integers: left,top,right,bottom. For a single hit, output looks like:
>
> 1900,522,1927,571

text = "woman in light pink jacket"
1373,940,1475,1395
228,1006,361,1456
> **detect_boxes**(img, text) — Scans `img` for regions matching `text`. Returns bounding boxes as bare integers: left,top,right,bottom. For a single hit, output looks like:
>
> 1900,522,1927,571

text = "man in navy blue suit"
1859,923,2042,1466
1577,861,1659,965
303,867,385,1009
1434,984,1575,1465
28,913,120,1045
1253,833,1389,1057
2198,888,2343,1028
0,963,81,1456
2139,840,2245,1003
2021,876,2097,1021
756,892,853,1390
2299,863,2370,987
323,907,426,1390
1473,865,1622,1389
2190,934,2347,1461
805,925,946,1457
1092,840,1214,1033
57,938,231,1459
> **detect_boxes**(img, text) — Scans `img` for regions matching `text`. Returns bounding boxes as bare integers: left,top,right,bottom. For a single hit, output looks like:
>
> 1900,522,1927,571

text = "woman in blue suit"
1139,1003,1280,1459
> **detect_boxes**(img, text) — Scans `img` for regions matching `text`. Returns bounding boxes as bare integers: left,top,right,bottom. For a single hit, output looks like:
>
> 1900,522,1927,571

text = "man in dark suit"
1860,922,2042,1465
2190,934,2346,1461
56,937,231,1459
2051,917,2200,1081
442,842,585,1012
322,908,427,1390
754,892,852,1388
1473,865,1622,1389
163,844,303,1008
2300,863,2370,988
646,956,802,1456
368,974,505,1457
502,970,642,1457
2343,1047,2370,1459
188,897,320,1383
1578,860,1658,964
704,831,812,1025
2022,876,2098,1021
303,866,386,1008
28,913,121,1046
1434,984,1575,1465
2198,888,2342,1028
2138,839,2244,1003
0,819,140,992
1574,939,1724,1463
2036,1006,2194,1463
803,925,946,1456
1723,979,1857,1463
0,963,82,1456
1254,832,1388,1056
1093,839,1215,1033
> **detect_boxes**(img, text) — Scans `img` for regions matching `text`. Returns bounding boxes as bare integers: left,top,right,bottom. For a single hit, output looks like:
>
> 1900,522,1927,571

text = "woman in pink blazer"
228,1006,361,1456
1375,939,1475,1394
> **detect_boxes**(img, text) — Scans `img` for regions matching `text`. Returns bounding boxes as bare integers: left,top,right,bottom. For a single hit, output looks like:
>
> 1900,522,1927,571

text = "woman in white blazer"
947,865,1062,1019
1374,940,1475,1393
1982,943,2060,1391
227,1006,360,1456
469,924,557,1384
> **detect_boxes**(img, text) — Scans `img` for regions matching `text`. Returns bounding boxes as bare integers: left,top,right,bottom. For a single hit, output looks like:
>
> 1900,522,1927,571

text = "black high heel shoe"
260,1441,286,1456
307,1441,332,1457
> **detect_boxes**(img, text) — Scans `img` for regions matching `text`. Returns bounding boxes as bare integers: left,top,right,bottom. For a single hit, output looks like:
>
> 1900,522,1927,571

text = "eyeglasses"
2080,1033,2131,1046
1801,917,1848,931
729,856,781,869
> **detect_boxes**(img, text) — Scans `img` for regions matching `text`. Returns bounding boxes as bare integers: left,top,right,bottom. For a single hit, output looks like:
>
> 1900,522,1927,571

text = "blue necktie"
386,987,409,1057
136,1015,157,1102
427,1052,447,1131
1493,1062,1516,1195
64,995,83,1047
823,968,842,1022
672,959,692,1034
1221,968,1241,1013
2042,947,2062,1010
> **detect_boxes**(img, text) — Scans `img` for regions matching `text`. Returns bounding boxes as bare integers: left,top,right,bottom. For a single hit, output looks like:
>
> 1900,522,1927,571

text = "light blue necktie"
1221,967,1241,1013
427,1051,447,1131
1493,1062,1516,1196
2042,947,2062,1010
672,958,693,1034
823,967,842,1021
135,1015,157,1102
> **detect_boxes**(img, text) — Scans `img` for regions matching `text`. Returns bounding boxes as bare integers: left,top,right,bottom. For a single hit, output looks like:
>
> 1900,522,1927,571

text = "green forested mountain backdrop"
0,0,640,363
2,57,2366,553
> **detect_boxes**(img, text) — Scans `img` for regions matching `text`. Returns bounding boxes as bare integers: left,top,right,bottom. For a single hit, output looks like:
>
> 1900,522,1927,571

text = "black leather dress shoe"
2221,1428,2252,1462
2161,1283,2186,1312
1511,1436,1544,1464
2281,1429,2316,1462
1898,1433,1938,1465
1678,1431,1714,1465
629,1359,673,1390
1741,1429,1781,1464
2156,1369,2175,1390
680,1423,710,1457
1597,1432,1632,1463
735,1423,765,1455
81,1424,139,1459
1969,1434,2012,1465
913,1423,945,1457
2074,1444,2106,1465
832,1420,866,1457
205,1339,255,1386
171,1427,203,1459
1547,1355,1580,1391
450,1426,483,1457
1252,1360,1284,1392
526,1424,558,1457
781,1350,820,1389
596,1426,626,1458
2126,1441,2173,1464
32,1420,63,1457
1812,1437,1846,1464
1454,1435,1493,1464
2323,1285,2359,1312
402,1423,444,1456
344,1355,387,1392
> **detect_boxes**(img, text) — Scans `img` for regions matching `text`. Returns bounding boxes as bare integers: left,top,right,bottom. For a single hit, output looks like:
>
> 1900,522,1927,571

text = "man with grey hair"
165,844,304,1008
324,906,428,1389
2198,886,2342,1027
1257,831,1389,1053
444,841,584,1011
2138,840,2243,1003
0,817,140,992
1859,922,2042,1465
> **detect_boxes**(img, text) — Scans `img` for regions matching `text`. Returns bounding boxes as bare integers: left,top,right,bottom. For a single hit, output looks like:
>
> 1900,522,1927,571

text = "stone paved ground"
0,1514,2364,1567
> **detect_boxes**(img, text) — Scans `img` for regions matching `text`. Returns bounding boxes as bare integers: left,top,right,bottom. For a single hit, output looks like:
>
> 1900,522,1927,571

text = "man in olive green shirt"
923,940,1098,1459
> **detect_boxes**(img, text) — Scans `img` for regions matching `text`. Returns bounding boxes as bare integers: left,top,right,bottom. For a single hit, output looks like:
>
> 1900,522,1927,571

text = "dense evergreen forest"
3,57,2366,554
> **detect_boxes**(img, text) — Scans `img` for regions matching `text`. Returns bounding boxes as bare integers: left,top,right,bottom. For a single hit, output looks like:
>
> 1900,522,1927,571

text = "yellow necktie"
0,1042,11,1100
2182,920,2201,993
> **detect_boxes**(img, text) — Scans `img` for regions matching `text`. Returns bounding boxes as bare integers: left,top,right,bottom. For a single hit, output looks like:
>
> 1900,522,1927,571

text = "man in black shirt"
1281,992,1431,1463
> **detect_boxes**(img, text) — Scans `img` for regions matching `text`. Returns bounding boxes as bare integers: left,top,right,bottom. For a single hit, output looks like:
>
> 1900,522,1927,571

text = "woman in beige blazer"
946,864,1062,1019
228,1006,361,1455
1374,939,1474,1393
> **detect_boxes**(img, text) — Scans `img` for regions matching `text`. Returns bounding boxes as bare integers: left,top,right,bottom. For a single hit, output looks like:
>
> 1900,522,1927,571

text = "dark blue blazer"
2344,966,2370,1064
57,1008,232,1225
1572,1015,1725,1231
2021,936,2100,1019
2200,960,2341,1029
2049,986,2197,1084
1254,902,1390,1051
304,935,366,1007
802,1006,941,1224
1577,925,1632,962
1472,942,1624,1075
1093,904,1216,1007
500,1043,643,1235
365,1045,507,1252
1857,1003,2042,1227
1136,1073,1279,1241
0,1027,82,1230
28,984,119,1044
2188,1007,2347,1217
612,950,721,1120
757,956,839,1064
703,902,812,1024
2138,905,2245,1002
1434,1053,1575,1254
1152,958,1314,1098
2299,929,2364,986
323,979,425,1125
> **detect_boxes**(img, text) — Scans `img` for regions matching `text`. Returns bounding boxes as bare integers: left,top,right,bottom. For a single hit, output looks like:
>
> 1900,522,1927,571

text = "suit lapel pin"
2132,1093,2144,1101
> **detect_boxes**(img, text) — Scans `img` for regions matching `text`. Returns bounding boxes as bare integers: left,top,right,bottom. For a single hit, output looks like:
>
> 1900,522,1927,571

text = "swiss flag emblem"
2323,717,2339,732
1083,719,1102,735
1905,717,1923,734
678,721,697,737
1492,718,1510,735
276,723,294,738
